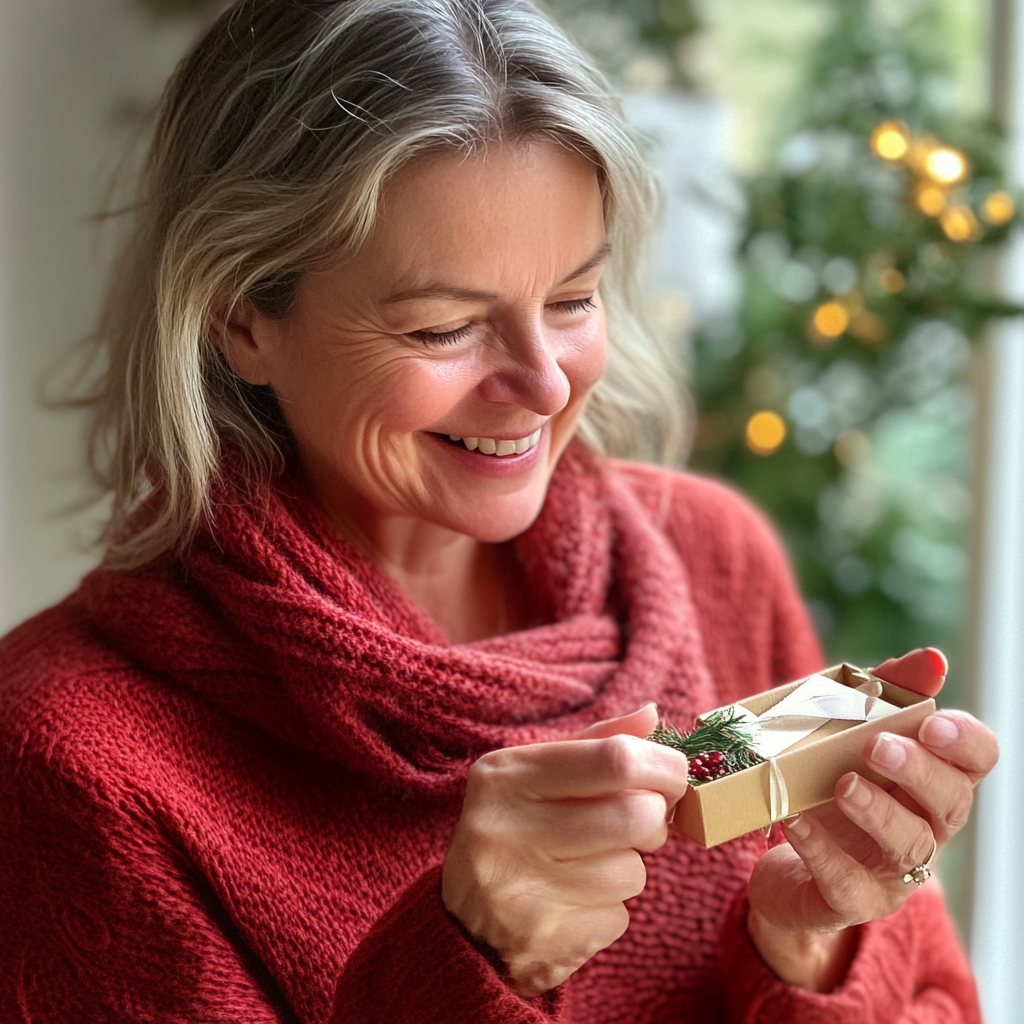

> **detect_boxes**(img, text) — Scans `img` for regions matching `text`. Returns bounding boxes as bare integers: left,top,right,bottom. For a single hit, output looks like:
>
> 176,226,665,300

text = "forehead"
362,141,607,286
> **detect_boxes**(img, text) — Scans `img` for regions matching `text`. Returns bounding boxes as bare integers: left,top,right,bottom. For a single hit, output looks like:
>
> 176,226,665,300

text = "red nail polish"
924,648,948,677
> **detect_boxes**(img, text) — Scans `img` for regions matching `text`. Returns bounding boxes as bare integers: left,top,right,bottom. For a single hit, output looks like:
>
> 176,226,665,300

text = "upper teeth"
448,429,542,456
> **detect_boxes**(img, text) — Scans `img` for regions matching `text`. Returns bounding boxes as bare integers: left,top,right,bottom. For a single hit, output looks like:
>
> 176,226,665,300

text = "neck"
305,476,522,644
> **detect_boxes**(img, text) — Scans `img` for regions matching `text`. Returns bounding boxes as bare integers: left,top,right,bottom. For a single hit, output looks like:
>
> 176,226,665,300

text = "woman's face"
225,141,609,544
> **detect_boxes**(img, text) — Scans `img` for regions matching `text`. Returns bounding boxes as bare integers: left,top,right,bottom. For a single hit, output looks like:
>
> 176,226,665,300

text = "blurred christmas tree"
551,0,1017,674
685,0,1020,673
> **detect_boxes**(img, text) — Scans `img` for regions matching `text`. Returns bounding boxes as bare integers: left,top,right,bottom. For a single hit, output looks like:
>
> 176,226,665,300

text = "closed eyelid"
406,293,597,345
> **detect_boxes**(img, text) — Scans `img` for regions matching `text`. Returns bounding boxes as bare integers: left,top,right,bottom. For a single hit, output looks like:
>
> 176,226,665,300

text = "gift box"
669,663,936,849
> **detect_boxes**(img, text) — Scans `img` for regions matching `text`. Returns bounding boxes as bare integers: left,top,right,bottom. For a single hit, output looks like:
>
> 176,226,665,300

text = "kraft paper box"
672,663,936,849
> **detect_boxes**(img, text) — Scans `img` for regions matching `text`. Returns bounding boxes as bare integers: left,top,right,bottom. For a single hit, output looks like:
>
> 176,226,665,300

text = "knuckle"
910,748,940,791
940,785,974,834
621,851,647,899
468,750,505,788
626,790,666,828
870,792,901,833
626,793,669,849
601,734,644,782
604,903,631,944
906,828,935,868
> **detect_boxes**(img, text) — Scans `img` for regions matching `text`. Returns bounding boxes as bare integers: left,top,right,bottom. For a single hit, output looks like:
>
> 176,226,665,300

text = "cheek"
284,344,474,443
563,314,609,399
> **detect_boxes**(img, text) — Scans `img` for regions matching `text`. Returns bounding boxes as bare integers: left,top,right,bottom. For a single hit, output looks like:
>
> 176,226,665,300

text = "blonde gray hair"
87,0,685,567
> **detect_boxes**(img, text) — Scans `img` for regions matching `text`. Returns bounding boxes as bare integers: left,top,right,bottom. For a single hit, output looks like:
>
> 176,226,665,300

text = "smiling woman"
216,142,610,639
86,0,679,573
0,1,995,1022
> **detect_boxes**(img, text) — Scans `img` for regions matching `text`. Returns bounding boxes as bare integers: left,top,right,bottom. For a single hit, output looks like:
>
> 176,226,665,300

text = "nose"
476,318,571,415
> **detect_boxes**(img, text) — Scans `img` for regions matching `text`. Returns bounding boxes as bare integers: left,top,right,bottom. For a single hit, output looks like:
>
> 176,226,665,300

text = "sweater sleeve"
717,888,981,1024
329,866,563,1024
0,733,562,1024
0,747,290,1024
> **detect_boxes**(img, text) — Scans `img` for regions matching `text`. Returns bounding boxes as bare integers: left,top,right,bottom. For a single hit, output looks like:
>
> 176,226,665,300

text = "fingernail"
925,648,948,677
871,733,907,771
783,813,810,838
841,773,872,808
665,800,678,825
921,714,959,748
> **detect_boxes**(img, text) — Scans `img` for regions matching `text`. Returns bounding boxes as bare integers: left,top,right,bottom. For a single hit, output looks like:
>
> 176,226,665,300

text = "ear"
209,295,281,387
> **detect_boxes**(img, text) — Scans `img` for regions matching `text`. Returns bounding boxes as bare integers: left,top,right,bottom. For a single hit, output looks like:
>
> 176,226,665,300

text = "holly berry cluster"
686,750,730,783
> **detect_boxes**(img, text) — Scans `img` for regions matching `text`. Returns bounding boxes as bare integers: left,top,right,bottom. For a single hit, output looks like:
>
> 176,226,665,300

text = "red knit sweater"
0,452,980,1023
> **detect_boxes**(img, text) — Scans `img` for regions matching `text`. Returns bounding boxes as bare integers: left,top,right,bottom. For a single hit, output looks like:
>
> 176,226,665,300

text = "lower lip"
426,431,546,478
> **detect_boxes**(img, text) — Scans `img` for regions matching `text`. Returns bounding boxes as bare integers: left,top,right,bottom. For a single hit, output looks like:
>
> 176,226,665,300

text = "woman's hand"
442,704,688,998
747,649,999,992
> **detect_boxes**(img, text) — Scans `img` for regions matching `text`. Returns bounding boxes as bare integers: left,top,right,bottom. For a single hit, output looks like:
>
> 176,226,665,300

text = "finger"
871,648,947,697
770,818,875,930
547,849,648,905
573,703,660,740
865,733,975,842
917,710,1000,781
487,733,689,805
834,772,937,878
524,791,669,858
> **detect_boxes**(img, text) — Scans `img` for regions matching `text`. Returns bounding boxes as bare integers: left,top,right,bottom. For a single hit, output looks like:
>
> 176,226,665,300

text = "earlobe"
209,296,276,387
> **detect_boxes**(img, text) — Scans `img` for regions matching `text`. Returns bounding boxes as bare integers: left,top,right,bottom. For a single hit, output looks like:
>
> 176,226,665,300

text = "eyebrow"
380,241,612,305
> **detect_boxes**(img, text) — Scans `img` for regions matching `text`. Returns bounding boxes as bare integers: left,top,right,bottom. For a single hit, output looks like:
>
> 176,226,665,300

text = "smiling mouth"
438,428,543,457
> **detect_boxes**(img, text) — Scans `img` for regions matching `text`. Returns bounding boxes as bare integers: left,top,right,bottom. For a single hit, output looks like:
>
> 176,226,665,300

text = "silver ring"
902,835,938,886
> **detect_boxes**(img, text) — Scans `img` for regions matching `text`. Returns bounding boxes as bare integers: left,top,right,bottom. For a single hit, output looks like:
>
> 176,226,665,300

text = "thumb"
871,647,947,698
573,702,660,740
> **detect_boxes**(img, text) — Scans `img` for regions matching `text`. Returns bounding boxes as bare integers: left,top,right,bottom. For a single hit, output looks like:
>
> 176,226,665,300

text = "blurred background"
0,0,1022,1014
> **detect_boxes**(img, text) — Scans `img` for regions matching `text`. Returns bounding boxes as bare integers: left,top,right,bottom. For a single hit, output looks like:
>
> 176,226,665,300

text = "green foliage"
648,708,765,781
690,0,1018,674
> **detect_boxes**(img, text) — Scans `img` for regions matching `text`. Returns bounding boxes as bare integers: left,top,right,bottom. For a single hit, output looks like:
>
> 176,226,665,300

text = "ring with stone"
902,835,938,886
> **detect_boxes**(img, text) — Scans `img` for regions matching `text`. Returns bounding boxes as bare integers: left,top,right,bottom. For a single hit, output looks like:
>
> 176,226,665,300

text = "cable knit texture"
0,447,980,1023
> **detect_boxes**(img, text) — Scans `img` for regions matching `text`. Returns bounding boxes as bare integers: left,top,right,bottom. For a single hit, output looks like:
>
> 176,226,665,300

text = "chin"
444,491,549,543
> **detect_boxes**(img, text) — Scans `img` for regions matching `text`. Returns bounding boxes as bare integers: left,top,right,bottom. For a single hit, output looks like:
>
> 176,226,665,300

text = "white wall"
0,0,195,632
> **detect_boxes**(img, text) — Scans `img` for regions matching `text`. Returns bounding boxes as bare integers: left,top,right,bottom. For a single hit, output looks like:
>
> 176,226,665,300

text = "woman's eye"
408,298,594,344
551,297,596,315
408,324,474,346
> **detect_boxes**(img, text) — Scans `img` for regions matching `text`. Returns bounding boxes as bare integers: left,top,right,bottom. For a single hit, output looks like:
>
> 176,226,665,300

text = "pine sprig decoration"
647,709,764,784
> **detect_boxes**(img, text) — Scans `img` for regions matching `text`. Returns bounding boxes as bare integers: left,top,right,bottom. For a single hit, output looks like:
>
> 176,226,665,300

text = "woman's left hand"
746,649,999,992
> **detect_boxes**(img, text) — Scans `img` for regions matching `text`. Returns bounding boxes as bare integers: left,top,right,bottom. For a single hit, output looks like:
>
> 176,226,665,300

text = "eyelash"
411,296,597,346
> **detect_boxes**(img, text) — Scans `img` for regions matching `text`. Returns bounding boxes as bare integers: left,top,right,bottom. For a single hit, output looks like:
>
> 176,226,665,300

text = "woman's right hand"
441,704,689,998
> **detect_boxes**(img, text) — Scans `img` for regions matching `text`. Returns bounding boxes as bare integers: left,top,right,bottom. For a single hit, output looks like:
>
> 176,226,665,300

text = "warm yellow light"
811,301,850,340
871,121,909,161
915,184,948,217
983,190,1016,226
923,147,968,185
746,411,787,456
940,205,982,242
879,268,906,293
907,137,939,173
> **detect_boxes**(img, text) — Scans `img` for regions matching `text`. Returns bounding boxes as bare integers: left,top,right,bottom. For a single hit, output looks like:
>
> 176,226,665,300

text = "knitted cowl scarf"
77,445,716,796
